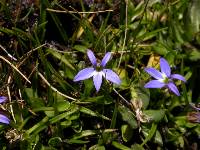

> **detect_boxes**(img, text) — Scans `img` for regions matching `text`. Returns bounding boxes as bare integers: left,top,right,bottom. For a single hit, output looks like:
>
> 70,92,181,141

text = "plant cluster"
0,0,200,149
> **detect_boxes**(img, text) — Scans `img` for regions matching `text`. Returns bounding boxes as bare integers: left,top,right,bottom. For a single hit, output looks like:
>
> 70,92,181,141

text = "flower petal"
167,82,180,96
74,68,95,81
144,80,165,88
160,58,171,77
171,74,186,82
101,52,111,67
87,49,97,66
93,72,103,91
0,96,7,103
144,68,163,80
0,114,10,124
103,69,121,85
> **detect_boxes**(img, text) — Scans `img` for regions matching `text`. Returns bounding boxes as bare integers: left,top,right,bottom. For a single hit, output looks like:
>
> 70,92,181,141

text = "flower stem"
181,58,189,105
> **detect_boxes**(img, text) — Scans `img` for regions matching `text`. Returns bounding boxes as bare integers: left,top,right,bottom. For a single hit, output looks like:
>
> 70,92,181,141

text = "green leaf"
171,21,184,43
24,88,38,98
143,110,165,122
82,95,113,105
12,101,24,124
154,130,163,146
83,79,95,97
189,50,200,61
38,0,47,42
28,98,45,109
68,112,80,120
121,124,133,142
153,42,169,55
71,130,98,140
45,110,55,118
64,139,89,144
89,145,105,150
129,1,144,22
184,0,200,40
112,141,131,150
167,128,181,141
24,88,45,109
117,68,130,88
26,116,49,135
54,101,70,112
33,107,54,112
166,52,175,66
47,48,75,70
49,105,79,124
80,107,110,120
141,123,157,146
60,120,72,127
73,45,87,53
136,28,168,42
118,105,138,129
48,137,62,147
184,71,192,81
131,144,144,150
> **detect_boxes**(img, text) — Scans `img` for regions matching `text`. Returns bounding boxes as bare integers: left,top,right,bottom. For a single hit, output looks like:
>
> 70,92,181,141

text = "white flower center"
159,73,168,83
93,70,105,78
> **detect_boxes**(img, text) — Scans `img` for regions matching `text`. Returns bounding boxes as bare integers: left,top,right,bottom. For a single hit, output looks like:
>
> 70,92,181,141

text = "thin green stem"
181,58,189,105
110,101,118,129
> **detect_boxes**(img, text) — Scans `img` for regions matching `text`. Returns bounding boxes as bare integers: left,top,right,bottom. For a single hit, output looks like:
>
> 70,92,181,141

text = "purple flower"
0,96,7,103
0,96,10,124
74,50,121,91
144,58,186,96
0,114,10,124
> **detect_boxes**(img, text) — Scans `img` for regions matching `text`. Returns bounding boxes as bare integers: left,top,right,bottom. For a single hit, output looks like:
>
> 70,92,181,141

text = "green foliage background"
0,0,200,149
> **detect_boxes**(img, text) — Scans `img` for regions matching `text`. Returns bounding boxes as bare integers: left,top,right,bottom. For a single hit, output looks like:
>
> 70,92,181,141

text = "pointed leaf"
121,124,133,142
143,110,165,122
54,101,70,112
80,106,110,120
112,141,131,150
118,105,138,129
71,130,98,140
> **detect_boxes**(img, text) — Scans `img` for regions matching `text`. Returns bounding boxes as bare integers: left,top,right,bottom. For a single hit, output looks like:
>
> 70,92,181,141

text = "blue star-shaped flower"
144,58,186,96
0,96,10,124
74,50,121,91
